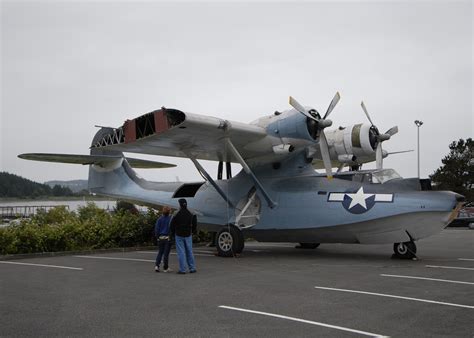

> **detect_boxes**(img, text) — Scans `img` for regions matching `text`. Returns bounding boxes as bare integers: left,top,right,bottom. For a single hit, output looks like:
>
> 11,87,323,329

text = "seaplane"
19,93,463,259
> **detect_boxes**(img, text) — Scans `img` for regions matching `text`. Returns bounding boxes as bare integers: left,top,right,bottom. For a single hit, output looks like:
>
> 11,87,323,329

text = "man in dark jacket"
170,198,197,274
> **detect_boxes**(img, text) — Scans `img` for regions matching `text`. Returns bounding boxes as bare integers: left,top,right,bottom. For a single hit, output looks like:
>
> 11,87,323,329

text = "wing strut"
218,161,223,180
226,162,232,179
225,139,277,209
188,156,234,209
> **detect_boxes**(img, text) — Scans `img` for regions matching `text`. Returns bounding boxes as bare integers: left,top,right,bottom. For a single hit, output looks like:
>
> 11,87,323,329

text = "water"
0,199,119,227
0,199,118,212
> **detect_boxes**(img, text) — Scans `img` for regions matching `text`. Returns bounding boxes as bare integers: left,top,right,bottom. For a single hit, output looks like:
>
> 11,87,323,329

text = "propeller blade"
387,149,414,155
289,96,319,121
319,131,333,179
360,101,374,126
376,143,383,170
385,126,399,136
323,92,341,119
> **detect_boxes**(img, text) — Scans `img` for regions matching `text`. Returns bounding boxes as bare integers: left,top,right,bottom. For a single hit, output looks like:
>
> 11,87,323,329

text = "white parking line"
380,274,474,285
219,305,387,337
314,286,474,309
458,258,474,261
74,252,213,263
137,250,214,256
74,255,154,262
426,265,474,271
135,251,214,257
0,261,83,271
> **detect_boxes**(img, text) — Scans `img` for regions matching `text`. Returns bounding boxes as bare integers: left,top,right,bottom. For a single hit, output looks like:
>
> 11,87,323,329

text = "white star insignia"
346,187,374,210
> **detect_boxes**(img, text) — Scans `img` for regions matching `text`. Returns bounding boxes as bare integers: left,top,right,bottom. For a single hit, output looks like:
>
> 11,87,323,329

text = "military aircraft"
19,93,463,259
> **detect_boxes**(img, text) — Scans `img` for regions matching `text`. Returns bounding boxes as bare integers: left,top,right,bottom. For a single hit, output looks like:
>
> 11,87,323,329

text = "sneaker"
177,271,186,274
189,270,197,273
154,266,160,272
163,268,172,273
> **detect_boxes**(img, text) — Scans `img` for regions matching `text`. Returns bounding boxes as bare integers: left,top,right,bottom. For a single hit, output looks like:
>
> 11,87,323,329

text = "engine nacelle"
326,124,377,159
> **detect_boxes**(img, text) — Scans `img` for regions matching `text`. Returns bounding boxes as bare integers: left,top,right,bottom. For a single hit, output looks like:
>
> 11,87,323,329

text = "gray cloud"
1,1,472,183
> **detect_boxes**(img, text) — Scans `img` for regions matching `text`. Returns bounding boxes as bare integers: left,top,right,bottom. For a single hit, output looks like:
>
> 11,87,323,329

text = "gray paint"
87,139,459,245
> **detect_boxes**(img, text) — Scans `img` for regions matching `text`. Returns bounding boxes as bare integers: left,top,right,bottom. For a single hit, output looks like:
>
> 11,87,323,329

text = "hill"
45,179,88,193
0,172,74,198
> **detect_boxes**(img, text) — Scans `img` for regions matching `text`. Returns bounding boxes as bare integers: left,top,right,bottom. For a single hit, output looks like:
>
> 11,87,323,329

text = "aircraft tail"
87,128,179,208
18,127,178,208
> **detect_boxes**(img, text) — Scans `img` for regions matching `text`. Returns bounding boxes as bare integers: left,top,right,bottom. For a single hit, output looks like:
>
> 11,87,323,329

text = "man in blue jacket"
154,206,172,272
170,199,197,274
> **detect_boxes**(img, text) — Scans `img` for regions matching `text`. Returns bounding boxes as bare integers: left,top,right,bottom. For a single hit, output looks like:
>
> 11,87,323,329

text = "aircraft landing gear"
216,225,244,257
295,243,320,249
393,241,417,259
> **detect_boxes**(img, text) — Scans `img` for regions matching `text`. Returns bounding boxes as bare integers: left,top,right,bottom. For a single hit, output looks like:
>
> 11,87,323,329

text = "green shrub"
0,204,211,255
32,206,75,226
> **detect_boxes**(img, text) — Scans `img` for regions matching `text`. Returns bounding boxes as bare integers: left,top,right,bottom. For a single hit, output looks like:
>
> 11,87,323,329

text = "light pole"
414,120,424,178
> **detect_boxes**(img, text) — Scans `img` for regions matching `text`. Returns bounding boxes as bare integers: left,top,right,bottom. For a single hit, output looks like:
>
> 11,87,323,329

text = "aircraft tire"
296,243,320,249
393,241,417,259
216,225,244,257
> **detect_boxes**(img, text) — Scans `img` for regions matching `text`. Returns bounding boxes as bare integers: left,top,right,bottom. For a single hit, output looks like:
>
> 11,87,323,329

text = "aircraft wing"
18,153,176,169
90,108,269,162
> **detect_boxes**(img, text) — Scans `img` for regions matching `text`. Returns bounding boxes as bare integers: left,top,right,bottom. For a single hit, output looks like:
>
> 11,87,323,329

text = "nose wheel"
393,241,417,259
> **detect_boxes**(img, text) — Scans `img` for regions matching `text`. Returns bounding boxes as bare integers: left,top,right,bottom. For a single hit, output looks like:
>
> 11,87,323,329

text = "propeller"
289,92,341,179
386,149,414,156
360,101,398,170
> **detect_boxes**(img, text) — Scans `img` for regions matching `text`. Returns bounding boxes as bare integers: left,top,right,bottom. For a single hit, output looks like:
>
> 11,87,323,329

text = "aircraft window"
372,169,401,184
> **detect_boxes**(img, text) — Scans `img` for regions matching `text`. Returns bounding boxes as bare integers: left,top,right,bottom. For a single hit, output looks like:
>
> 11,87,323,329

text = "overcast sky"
1,1,472,184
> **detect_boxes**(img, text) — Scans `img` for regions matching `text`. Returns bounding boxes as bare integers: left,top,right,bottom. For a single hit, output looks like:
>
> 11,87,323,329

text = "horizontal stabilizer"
18,153,176,169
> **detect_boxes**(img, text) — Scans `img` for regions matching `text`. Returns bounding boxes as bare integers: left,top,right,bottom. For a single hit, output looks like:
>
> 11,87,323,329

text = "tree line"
0,172,75,198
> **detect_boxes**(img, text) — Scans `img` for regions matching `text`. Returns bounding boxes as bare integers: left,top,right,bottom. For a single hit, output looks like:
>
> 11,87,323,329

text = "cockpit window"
371,169,402,184
352,173,372,183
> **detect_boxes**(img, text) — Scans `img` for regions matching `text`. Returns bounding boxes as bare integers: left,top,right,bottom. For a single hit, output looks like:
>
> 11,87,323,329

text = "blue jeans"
175,235,196,272
155,239,171,269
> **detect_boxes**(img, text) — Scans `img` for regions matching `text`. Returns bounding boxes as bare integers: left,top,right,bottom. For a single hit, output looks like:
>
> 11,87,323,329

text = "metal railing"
0,205,69,219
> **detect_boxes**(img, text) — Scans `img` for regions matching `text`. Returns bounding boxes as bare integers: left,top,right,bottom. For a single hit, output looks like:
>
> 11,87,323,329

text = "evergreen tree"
0,172,73,198
430,138,473,202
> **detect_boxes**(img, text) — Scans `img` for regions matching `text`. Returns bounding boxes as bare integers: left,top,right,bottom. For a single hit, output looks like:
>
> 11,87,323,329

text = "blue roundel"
342,194,376,214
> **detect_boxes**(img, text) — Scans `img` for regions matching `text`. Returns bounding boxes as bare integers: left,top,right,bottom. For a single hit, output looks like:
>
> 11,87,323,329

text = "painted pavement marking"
135,250,215,256
426,265,474,271
219,305,388,337
380,274,474,285
74,252,212,263
0,261,83,271
74,255,154,262
314,286,474,310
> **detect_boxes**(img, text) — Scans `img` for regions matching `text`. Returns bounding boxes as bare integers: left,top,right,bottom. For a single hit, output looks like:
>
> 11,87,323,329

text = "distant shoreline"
0,196,115,203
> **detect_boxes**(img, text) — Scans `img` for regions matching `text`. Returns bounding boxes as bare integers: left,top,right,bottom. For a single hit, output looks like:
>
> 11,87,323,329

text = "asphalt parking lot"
1,229,473,337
